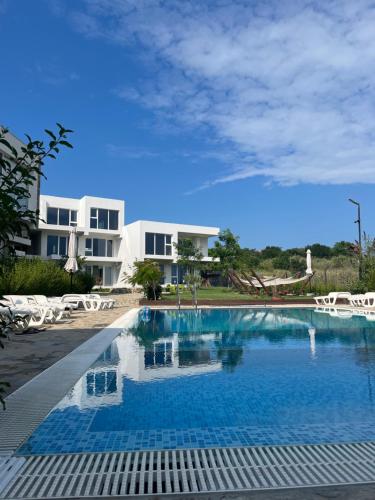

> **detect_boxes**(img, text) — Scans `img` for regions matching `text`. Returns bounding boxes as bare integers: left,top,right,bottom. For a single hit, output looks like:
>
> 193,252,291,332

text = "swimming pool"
18,307,375,455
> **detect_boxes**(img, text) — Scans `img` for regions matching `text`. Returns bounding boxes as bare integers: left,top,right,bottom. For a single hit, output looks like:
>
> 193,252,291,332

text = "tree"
175,238,203,308
260,246,283,259
308,243,332,258
238,248,261,269
210,229,241,276
0,124,73,409
125,260,163,300
0,124,73,257
332,241,353,257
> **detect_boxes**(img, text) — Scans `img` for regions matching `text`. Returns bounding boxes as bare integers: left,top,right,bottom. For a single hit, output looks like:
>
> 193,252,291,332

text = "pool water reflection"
18,307,375,455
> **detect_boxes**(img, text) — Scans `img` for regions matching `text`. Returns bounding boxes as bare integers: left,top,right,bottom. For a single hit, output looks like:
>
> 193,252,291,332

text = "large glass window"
85,238,113,257
46,207,77,226
109,210,118,230
107,240,113,257
98,209,108,230
145,233,173,256
47,235,67,256
47,207,58,225
159,264,165,284
155,233,165,255
171,264,178,285
59,209,69,226
145,233,155,254
90,208,119,230
84,265,114,287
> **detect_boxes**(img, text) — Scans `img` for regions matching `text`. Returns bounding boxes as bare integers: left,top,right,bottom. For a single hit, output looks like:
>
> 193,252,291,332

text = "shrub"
124,260,163,300
0,258,94,296
146,284,162,300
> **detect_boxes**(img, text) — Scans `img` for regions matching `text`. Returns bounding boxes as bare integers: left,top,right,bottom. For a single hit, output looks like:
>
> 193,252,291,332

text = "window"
47,235,67,256
159,264,165,285
145,233,155,254
85,238,113,257
90,208,119,230
47,207,58,225
171,264,178,285
171,264,186,284
145,233,173,256
84,265,114,286
47,207,77,226
109,210,118,230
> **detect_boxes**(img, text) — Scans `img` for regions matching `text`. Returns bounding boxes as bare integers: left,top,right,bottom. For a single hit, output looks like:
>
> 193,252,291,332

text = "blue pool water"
18,307,375,455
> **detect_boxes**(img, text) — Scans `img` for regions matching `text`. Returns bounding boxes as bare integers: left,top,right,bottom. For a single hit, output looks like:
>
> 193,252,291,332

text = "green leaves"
0,124,74,407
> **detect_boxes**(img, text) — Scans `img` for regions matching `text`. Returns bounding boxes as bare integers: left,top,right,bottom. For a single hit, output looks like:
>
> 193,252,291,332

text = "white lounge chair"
87,294,115,309
314,292,352,306
2,296,51,328
349,294,366,307
32,295,72,321
60,294,100,311
363,292,375,308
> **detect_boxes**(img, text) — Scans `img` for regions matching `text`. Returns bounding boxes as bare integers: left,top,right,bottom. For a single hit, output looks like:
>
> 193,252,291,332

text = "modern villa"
0,129,40,256
35,194,219,287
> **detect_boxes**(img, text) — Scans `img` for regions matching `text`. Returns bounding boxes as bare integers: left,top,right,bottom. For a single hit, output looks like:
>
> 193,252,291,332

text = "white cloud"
69,0,375,188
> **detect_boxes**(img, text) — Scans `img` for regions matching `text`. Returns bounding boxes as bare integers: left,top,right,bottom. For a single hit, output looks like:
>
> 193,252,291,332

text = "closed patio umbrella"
64,228,78,290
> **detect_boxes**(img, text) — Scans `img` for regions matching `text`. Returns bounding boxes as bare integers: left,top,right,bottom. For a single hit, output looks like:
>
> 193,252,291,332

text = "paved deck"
0,293,141,397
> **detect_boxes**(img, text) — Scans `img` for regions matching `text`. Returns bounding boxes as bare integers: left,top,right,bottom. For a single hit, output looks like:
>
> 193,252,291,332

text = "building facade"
0,129,40,256
38,194,219,287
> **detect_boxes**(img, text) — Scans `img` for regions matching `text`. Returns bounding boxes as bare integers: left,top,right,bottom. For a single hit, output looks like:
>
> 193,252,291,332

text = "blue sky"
1,0,375,249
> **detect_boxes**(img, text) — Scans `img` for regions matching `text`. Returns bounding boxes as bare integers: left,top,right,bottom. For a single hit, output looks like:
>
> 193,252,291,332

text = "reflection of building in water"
57,342,123,410
116,333,222,382
58,331,222,409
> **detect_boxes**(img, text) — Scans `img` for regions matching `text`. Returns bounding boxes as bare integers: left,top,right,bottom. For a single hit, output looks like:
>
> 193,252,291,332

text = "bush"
0,258,95,296
146,284,162,300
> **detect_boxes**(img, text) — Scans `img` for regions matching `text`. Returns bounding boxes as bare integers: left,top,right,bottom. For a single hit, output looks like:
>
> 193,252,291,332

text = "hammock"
241,273,312,288
239,249,313,289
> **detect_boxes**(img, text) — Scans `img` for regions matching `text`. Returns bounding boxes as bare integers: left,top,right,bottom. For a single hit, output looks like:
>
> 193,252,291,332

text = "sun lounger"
363,292,375,308
349,294,366,307
3,295,56,325
87,294,115,309
2,297,50,329
32,295,72,320
60,294,101,311
314,292,352,306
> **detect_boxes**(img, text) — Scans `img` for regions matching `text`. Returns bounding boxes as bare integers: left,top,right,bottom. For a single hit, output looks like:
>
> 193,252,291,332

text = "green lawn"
161,286,311,301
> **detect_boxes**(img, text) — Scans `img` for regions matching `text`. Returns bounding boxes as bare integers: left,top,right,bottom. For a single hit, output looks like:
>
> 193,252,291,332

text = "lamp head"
348,198,360,206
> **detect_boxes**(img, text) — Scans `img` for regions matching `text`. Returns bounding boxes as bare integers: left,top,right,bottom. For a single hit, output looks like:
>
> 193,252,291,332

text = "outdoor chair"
2,296,51,328
314,292,352,306
32,295,72,321
60,294,101,311
362,292,375,308
348,294,366,307
87,294,115,309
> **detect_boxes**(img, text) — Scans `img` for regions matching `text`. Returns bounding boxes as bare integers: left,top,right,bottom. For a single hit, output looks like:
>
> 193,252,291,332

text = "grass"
161,286,311,301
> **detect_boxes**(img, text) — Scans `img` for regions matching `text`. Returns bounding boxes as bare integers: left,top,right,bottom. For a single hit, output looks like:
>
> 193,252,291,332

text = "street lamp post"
348,198,362,280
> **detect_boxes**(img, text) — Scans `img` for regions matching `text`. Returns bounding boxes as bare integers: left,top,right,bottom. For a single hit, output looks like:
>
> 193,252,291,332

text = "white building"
37,194,219,287
0,128,40,256
122,220,219,285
